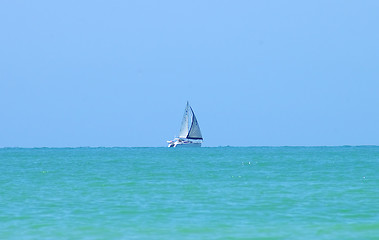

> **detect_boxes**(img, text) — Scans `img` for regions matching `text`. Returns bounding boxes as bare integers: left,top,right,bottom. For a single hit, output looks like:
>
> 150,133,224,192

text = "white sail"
178,102,190,138
177,102,203,140
187,109,203,139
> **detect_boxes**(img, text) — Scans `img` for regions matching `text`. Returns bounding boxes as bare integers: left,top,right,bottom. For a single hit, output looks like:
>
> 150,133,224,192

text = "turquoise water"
1,147,378,239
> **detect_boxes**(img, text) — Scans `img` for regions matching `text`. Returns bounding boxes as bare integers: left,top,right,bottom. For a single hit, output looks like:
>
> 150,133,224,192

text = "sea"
1,146,378,240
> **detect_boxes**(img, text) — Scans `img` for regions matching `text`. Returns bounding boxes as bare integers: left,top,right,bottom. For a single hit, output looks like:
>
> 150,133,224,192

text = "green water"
1,147,378,239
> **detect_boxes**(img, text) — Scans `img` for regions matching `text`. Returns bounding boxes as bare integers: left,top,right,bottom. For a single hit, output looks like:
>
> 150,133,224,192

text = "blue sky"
1,1,378,147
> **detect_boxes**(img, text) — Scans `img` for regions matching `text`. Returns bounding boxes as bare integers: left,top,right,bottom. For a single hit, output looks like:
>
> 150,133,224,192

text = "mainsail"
178,102,203,140
178,103,190,138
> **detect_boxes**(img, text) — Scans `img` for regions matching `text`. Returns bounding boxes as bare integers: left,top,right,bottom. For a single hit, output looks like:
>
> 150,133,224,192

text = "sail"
187,108,203,139
178,102,203,140
178,102,190,138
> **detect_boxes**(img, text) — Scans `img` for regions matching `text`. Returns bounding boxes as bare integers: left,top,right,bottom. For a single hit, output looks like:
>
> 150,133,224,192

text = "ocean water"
1,147,378,240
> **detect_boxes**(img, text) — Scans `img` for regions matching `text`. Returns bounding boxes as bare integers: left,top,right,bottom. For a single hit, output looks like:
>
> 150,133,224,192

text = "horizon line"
1,145,378,149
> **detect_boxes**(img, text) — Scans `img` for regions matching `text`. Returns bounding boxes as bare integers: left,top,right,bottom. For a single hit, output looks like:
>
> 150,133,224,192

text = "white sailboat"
167,102,203,147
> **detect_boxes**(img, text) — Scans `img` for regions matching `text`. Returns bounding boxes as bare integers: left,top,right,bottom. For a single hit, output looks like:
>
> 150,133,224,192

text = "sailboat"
167,102,203,147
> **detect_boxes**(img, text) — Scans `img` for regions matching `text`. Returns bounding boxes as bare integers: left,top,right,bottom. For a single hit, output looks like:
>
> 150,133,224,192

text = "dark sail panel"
187,108,203,139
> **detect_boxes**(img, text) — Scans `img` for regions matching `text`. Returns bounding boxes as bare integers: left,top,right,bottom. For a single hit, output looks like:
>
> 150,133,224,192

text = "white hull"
168,142,201,148
167,139,202,148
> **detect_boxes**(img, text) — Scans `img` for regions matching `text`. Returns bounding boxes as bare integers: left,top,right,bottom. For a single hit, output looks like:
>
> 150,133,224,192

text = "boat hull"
167,139,202,148
169,142,201,148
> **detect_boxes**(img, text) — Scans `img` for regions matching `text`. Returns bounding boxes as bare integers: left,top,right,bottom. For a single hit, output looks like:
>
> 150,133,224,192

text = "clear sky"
1,1,378,147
